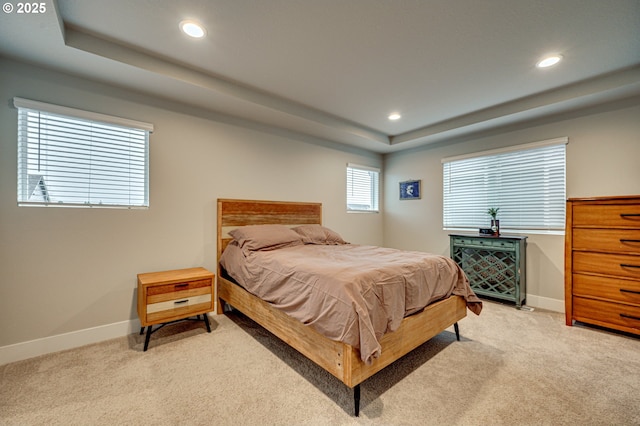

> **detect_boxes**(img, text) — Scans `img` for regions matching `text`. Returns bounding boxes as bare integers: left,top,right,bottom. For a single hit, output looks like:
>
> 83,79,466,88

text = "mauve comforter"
220,242,481,364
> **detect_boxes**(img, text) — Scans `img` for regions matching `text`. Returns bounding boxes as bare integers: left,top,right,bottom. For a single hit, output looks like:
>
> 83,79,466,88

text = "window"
442,137,567,233
14,98,153,208
347,163,380,212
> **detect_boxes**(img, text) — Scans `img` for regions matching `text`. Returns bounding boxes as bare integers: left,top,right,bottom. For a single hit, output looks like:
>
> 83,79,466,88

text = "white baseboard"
524,295,565,313
0,318,141,366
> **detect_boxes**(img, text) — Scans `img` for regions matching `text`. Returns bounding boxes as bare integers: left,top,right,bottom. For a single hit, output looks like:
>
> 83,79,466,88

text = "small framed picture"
399,180,421,200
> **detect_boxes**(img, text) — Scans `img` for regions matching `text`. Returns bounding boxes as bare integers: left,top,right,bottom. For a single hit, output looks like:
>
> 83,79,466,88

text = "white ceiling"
1,0,639,153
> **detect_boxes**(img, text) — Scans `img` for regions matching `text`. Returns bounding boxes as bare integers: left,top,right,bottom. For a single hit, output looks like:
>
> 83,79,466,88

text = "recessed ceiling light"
388,113,401,121
180,20,206,38
536,54,562,68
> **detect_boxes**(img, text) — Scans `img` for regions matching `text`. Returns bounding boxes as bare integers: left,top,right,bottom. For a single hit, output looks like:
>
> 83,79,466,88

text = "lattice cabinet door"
450,234,527,307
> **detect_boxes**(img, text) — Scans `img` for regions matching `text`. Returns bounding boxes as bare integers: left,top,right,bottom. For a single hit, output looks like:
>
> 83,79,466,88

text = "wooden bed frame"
216,198,467,416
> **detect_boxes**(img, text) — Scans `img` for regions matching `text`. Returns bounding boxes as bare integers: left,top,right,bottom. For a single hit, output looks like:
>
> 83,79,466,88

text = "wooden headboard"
216,198,322,264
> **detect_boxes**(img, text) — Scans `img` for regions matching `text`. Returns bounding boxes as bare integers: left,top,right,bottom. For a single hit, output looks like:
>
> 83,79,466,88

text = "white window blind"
14,98,153,208
442,138,567,232
347,163,380,212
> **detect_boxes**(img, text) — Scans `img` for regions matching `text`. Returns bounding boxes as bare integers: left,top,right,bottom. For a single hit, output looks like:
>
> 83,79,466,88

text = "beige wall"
384,99,640,311
0,59,383,347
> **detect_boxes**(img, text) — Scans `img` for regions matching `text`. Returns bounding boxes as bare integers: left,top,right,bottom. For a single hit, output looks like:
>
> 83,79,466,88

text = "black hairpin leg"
454,322,460,341
203,313,211,332
354,384,361,417
142,315,211,351
144,325,153,351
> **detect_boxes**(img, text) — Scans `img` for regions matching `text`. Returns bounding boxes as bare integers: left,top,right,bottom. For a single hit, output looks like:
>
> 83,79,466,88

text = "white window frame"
442,137,567,234
346,163,380,213
14,97,153,209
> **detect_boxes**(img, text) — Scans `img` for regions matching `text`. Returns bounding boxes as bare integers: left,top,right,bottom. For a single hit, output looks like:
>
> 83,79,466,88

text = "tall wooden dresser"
565,196,640,335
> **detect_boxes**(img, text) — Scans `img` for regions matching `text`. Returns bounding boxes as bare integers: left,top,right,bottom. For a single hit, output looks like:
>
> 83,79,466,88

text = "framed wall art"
399,180,421,200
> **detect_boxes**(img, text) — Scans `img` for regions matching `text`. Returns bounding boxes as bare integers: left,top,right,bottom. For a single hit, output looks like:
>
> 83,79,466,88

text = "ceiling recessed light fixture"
388,113,401,121
536,54,562,68
180,20,206,39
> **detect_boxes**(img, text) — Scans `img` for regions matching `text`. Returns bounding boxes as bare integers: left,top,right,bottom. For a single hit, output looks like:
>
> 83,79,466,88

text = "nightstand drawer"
147,279,211,296
147,293,212,323
573,204,640,228
147,292,212,313
147,281,211,304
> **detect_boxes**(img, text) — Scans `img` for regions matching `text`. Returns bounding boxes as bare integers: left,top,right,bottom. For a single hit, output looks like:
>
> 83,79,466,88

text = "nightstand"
137,267,215,351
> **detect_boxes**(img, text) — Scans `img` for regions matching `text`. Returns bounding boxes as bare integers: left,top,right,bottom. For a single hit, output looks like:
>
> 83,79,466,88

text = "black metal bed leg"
354,384,361,417
454,322,460,341
140,326,145,335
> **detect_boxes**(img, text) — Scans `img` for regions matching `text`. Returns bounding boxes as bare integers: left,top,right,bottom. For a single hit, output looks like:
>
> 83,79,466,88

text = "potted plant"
487,207,500,235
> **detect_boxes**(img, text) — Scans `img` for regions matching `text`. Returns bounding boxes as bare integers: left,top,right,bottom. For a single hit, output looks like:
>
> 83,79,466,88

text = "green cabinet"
449,234,527,307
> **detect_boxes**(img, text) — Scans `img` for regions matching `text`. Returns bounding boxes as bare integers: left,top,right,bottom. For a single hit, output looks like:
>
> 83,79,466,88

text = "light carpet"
1,300,639,425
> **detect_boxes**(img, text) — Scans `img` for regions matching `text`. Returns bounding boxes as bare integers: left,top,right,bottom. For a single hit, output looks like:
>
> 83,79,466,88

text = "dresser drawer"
572,229,640,254
572,204,640,228
572,296,640,334
573,251,640,279
572,273,640,305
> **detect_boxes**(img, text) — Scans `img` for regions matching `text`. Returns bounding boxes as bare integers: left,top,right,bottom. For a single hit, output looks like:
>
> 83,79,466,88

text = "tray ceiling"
1,0,639,153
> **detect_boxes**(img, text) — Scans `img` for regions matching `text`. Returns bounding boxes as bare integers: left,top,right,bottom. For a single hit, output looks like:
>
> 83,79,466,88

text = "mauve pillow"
229,224,303,251
292,224,348,245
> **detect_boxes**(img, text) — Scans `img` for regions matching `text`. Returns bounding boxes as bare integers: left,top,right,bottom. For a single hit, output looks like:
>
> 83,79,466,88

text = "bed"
216,198,481,416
